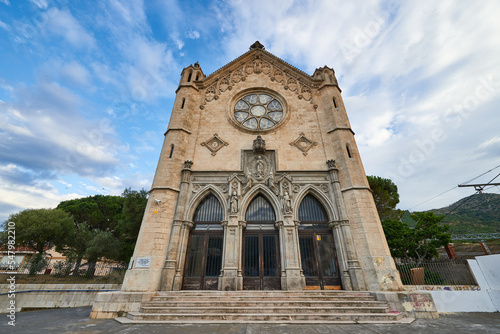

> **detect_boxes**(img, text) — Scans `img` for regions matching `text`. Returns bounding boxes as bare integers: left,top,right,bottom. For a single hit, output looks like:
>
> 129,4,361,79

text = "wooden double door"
182,231,223,290
299,230,341,289
242,230,281,290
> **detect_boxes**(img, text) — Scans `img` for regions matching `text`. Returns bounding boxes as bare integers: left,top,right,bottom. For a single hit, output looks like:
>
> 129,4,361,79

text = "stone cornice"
149,186,180,193
327,127,355,135
164,128,192,136
340,186,372,193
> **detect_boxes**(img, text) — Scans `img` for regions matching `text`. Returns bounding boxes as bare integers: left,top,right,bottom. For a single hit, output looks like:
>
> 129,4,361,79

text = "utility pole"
457,183,500,193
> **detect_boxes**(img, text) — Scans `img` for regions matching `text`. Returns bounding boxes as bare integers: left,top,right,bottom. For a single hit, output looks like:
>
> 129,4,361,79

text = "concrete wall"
0,284,121,313
409,254,500,312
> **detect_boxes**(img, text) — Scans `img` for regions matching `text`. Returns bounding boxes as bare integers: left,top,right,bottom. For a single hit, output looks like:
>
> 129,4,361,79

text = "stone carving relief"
205,83,218,102
290,133,317,156
230,191,239,213
326,159,337,169
273,69,285,84
203,53,316,105
201,133,229,156
286,77,298,92
232,68,244,83
300,86,312,101
219,75,231,93
282,191,292,214
261,61,272,75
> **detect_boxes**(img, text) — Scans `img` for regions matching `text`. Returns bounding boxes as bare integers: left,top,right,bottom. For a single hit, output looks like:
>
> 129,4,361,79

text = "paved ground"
3,307,500,333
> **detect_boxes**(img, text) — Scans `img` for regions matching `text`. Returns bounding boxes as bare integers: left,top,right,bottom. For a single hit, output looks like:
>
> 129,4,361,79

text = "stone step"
154,290,373,297
120,291,410,325
142,300,386,308
125,311,403,322
139,306,390,314
151,296,375,302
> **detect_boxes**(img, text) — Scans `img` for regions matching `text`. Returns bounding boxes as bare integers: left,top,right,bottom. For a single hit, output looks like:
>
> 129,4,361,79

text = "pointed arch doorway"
182,194,224,290
242,195,281,290
298,194,341,290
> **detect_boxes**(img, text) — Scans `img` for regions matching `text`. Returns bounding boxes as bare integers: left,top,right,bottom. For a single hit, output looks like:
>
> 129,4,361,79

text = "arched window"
298,194,328,222
187,70,192,82
195,73,200,81
193,193,223,222
245,195,275,222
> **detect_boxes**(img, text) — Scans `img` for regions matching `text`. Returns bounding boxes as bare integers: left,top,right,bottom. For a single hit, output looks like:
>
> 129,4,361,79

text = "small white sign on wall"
135,257,151,268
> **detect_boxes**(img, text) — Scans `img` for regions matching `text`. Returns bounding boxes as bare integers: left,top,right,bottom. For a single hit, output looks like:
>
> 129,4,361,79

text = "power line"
408,163,500,211
444,191,480,216
461,164,500,185
408,186,457,211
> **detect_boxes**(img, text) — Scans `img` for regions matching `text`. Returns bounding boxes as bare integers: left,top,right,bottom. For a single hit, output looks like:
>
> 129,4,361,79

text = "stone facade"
117,42,403,296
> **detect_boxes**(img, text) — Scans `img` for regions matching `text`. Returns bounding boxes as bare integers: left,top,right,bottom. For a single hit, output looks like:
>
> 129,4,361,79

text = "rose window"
233,93,284,130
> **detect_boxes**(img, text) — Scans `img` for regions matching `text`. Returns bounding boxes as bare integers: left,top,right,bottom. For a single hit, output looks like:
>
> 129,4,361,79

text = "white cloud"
45,8,96,49
479,136,500,149
187,31,200,39
210,0,500,210
0,0,10,5
0,19,9,31
60,61,91,88
29,0,47,9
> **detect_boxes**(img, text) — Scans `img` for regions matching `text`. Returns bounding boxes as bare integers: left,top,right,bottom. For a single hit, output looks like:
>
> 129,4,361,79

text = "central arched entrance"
243,195,281,290
298,194,341,290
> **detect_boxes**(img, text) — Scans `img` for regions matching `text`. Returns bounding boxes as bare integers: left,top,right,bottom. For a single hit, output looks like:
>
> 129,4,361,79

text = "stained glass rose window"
233,93,284,130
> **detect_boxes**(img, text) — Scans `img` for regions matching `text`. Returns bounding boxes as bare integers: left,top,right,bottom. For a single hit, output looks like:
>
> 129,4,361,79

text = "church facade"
120,41,402,295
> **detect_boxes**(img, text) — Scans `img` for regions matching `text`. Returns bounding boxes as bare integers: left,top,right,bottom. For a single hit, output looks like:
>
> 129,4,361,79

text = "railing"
451,233,500,241
0,260,127,284
394,258,477,285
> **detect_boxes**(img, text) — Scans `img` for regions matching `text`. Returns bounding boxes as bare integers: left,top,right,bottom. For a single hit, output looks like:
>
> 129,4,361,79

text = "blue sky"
1,0,499,223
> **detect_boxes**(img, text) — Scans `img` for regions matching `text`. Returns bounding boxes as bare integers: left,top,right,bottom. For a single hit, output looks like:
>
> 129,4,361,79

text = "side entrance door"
182,231,223,290
299,230,341,290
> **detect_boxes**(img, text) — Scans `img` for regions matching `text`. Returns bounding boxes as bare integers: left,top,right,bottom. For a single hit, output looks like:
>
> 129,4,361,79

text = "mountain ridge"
426,193,500,233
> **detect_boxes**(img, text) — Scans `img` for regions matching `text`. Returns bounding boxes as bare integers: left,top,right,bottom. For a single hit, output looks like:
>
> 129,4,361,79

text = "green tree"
380,219,414,258
410,212,451,263
1,208,73,254
382,212,451,264
0,208,73,274
367,175,403,221
115,188,148,262
56,195,124,275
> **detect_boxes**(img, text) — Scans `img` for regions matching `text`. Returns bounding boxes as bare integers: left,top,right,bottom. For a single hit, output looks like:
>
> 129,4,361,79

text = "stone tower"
116,41,403,295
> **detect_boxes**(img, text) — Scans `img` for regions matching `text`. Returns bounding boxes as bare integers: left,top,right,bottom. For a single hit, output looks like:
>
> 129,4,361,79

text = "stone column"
160,161,192,291
328,221,351,290
276,217,306,290
237,221,246,290
172,220,194,290
327,160,366,290
220,216,240,291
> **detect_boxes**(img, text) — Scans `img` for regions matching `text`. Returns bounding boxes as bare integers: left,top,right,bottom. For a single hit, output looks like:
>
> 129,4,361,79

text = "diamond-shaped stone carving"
201,133,229,156
290,133,317,156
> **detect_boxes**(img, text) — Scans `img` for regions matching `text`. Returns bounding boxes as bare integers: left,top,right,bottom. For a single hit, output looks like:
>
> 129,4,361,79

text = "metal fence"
395,258,478,285
0,259,127,284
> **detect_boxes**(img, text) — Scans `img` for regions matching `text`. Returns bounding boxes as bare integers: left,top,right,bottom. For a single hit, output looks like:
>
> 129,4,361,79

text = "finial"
250,41,265,50
253,135,266,153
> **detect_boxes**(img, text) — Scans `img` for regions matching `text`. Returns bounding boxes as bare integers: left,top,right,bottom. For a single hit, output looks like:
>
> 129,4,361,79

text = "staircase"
116,290,412,324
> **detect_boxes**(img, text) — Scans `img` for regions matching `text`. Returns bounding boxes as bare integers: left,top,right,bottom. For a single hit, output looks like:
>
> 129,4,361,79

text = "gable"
198,47,322,106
